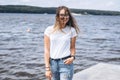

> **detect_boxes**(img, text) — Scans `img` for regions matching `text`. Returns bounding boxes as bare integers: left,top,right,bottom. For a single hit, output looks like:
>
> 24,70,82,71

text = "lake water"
0,13,120,80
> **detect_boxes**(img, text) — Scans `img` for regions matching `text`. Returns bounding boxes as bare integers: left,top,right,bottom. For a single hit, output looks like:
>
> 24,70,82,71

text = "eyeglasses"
59,14,69,17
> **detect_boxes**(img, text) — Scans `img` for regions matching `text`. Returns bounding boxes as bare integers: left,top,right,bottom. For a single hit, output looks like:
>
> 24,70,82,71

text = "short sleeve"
44,26,53,37
71,28,77,38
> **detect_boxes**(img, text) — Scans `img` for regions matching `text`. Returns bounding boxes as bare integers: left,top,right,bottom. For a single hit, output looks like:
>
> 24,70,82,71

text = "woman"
44,6,79,80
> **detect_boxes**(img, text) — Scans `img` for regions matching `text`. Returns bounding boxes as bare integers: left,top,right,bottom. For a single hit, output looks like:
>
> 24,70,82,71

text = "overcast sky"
0,0,120,11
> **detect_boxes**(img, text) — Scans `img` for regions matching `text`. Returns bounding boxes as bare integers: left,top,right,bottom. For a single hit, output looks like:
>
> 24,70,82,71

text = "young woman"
44,6,79,80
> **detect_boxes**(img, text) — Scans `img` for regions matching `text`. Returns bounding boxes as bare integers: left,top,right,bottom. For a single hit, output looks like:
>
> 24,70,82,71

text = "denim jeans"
50,59,74,80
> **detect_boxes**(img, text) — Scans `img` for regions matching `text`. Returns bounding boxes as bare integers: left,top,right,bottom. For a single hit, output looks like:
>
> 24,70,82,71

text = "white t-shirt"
44,25,77,59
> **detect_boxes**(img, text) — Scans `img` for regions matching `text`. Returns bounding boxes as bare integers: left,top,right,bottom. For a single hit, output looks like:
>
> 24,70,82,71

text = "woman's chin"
61,21,67,24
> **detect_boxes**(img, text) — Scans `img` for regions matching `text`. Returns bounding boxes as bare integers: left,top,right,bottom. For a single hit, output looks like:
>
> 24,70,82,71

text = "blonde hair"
53,6,79,34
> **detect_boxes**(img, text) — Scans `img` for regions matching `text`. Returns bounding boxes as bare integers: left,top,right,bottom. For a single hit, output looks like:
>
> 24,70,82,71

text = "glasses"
59,14,69,17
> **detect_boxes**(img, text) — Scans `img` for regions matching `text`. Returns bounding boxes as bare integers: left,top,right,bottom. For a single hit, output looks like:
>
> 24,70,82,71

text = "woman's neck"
61,24,66,29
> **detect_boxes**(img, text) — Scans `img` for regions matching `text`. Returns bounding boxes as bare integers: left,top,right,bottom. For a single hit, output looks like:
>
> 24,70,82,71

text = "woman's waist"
50,55,71,61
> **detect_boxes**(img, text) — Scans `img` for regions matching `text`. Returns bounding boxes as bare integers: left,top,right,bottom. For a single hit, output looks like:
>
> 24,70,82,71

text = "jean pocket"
60,60,73,69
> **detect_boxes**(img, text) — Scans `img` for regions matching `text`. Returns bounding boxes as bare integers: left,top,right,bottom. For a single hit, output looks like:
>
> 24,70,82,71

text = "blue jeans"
50,59,74,80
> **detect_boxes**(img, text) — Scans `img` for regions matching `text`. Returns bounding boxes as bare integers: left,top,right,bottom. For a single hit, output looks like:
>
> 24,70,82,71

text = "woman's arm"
70,36,76,57
44,35,50,67
44,35,52,79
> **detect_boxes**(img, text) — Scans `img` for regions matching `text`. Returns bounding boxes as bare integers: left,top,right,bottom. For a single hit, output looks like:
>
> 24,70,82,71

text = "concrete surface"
73,63,120,80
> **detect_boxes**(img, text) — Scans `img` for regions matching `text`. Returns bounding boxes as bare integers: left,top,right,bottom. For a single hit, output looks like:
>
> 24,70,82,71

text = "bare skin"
59,9,69,28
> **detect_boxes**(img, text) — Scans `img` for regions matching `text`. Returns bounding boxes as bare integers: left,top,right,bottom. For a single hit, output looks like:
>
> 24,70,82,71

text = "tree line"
0,5,120,15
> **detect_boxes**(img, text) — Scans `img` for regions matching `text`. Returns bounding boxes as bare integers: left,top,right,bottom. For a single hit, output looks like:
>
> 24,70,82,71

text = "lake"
0,13,120,80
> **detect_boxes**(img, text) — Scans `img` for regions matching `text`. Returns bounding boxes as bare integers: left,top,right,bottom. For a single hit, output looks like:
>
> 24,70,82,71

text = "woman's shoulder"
70,26,76,31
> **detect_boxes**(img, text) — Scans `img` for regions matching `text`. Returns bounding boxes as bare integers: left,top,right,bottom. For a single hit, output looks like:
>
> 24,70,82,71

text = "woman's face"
59,9,69,27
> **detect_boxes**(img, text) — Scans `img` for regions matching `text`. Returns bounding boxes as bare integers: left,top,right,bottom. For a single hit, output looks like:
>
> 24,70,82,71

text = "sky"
0,0,120,11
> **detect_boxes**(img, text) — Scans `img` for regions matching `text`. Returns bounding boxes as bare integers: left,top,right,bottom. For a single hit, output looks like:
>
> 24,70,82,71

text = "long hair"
53,6,79,34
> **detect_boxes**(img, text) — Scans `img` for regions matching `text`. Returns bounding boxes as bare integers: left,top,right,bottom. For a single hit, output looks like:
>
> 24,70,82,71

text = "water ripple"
0,14,120,80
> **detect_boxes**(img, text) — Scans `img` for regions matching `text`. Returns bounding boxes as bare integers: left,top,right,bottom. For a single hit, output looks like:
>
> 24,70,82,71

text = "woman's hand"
45,70,52,80
64,57,74,64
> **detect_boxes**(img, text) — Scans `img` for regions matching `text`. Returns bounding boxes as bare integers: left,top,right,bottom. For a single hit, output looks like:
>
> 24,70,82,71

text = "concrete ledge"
73,63,120,80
